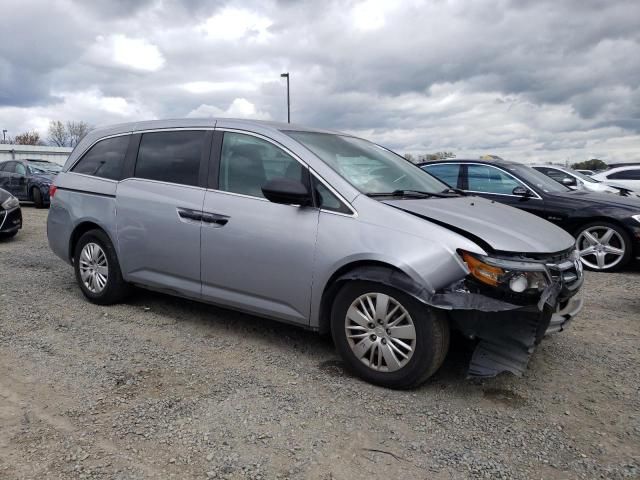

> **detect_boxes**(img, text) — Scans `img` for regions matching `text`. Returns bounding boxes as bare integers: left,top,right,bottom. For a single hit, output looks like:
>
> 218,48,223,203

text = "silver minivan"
47,119,583,388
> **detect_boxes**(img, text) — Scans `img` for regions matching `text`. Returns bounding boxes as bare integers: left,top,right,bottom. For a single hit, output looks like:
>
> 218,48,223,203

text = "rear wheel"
74,229,130,304
575,222,631,272
32,187,44,208
331,281,449,389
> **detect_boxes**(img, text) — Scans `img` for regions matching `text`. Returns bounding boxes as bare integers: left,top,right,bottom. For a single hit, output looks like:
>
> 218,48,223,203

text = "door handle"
202,212,229,227
177,207,202,222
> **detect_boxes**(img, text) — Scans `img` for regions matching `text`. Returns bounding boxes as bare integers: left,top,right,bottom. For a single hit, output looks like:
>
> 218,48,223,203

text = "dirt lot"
1,207,639,479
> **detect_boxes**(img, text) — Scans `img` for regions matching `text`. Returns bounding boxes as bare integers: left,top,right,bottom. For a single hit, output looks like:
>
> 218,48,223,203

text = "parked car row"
532,165,638,197
421,160,640,272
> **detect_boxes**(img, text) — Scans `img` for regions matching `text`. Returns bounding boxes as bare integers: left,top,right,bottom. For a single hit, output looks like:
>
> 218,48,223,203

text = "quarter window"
135,131,206,187
72,135,130,180
313,176,351,214
219,132,305,199
467,164,525,195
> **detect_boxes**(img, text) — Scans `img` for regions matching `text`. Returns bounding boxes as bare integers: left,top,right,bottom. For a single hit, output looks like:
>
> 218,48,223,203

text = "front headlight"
1,195,19,210
460,250,549,294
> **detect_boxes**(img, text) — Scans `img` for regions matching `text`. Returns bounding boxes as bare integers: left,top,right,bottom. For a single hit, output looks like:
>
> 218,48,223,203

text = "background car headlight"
460,250,549,293
1,195,19,210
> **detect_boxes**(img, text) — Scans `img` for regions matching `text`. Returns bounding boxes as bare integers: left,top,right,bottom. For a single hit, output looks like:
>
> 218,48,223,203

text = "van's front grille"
546,256,583,291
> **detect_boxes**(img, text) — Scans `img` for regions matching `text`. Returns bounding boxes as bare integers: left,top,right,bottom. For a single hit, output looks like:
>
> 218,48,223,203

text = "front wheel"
331,281,449,389
575,222,632,272
74,229,130,305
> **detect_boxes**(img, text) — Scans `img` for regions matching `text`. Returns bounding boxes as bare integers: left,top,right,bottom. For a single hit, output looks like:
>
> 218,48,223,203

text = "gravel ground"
1,207,639,480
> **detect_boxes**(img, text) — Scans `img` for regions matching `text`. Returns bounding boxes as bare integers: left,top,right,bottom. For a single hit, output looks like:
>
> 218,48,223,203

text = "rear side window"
608,169,640,180
135,131,205,187
72,135,130,180
1,162,15,173
423,163,460,187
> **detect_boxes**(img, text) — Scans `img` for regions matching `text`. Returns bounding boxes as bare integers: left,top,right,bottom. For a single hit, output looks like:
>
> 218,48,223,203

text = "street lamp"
280,72,290,124
2,130,6,144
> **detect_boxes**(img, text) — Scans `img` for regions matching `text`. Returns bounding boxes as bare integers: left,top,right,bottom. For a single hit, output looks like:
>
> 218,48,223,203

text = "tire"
74,229,130,305
32,187,44,208
575,222,632,272
0,230,18,240
331,280,449,389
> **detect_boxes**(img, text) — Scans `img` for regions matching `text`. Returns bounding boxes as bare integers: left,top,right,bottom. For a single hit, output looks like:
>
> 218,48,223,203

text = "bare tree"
48,120,68,147
418,151,456,162
14,130,41,145
404,153,416,163
66,121,92,147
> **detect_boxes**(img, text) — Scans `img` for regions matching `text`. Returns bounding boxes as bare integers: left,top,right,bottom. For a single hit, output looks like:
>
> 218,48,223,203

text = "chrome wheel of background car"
576,226,626,270
79,242,109,293
344,292,416,372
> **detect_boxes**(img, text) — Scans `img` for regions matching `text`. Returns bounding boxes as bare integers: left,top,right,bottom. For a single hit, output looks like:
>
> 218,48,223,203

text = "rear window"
71,135,130,180
134,131,205,187
608,169,640,180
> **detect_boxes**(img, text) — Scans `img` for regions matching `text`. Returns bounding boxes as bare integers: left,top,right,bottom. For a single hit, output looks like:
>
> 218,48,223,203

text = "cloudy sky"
1,0,639,163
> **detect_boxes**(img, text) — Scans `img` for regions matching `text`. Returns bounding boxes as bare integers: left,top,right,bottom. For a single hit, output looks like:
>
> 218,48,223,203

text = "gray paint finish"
48,118,578,332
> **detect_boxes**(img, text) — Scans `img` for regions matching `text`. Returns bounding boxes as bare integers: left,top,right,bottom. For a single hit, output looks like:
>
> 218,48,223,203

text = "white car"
592,166,640,192
532,165,638,197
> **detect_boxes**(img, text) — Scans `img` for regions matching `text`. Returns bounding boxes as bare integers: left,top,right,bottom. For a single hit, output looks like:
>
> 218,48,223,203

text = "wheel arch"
317,260,416,336
68,221,114,263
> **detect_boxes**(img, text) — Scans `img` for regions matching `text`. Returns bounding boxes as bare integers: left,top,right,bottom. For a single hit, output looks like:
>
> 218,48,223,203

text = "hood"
549,189,640,210
31,173,56,182
383,196,575,254
0,187,11,203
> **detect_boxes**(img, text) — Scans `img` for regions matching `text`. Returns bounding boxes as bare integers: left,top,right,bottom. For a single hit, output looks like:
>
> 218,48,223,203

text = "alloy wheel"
79,242,109,293
344,292,416,372
576,226,626,270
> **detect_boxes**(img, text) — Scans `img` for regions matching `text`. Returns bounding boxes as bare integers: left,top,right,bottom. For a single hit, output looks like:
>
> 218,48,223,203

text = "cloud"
0,0,639,163
187,98,271,120
87,34,165,72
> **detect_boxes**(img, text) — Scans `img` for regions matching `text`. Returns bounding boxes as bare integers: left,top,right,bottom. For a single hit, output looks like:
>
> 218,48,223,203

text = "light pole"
2,130,6,144
280,72,290,123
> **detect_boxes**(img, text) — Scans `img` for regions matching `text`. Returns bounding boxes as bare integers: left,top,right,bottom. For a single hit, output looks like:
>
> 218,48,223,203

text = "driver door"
11,162,29,200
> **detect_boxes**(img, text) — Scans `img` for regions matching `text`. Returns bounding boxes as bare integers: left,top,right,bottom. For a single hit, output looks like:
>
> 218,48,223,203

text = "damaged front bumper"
334,252,584,379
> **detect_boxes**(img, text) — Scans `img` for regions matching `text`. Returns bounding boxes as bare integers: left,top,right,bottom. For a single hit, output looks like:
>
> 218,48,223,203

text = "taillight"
49,185,57,198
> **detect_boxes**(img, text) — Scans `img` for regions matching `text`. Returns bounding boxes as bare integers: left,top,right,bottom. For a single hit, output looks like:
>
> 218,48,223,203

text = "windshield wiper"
366,189,448,198
441,187,467,196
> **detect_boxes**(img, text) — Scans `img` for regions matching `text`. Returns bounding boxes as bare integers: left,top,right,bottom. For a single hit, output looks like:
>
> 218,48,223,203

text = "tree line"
3,121,92,147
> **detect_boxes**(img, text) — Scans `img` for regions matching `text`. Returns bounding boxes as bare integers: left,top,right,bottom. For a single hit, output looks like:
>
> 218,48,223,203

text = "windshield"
28,162,62,174
286,132,449,195
504,164,571,193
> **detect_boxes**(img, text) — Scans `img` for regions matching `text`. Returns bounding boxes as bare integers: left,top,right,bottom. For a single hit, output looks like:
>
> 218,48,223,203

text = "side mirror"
262,178,311,206
561,177,575,186
512,186,532,197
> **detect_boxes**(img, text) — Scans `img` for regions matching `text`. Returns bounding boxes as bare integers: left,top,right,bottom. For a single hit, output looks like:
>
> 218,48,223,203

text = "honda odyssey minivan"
47,119,583,388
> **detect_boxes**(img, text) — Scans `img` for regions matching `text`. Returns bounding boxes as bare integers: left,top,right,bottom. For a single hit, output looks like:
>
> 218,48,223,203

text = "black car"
0,187,22,239
0,159,62,207
420,159,640,272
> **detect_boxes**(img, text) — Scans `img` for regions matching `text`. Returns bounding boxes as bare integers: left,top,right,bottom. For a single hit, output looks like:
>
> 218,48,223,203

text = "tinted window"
72,135,130,180
313,176,351,214
135,131,205,187
608,169,640,180
219,132,304,198
422,164,460,187
1,162,15,173
467,164,524,194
